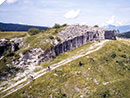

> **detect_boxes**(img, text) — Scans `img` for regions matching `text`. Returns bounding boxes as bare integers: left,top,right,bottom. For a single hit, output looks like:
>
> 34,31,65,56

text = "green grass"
17,26,66,54
88,78,130,98
0,51,21,80
5,40,130,98
0,32,27,39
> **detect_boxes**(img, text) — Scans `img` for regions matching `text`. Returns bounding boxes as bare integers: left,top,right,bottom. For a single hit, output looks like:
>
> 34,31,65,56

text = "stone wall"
104,31,116,40
54,30,116,56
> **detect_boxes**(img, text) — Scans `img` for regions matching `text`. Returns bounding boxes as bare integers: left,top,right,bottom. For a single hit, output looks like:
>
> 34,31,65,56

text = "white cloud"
0,0,5,5
6,0,17,4
106,16,122,26
64,9,80,19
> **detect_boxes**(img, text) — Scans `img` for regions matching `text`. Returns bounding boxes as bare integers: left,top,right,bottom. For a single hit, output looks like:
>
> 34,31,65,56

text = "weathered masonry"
54,25,116,56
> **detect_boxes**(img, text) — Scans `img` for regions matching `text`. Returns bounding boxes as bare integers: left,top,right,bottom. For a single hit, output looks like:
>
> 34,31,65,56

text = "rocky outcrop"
0,25,116,70
0,39,9,57
0,39,21,57
13,48,55,68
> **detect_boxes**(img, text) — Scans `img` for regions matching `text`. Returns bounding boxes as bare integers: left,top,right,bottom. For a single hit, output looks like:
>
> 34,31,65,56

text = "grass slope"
5,40,130,98
17,25,66,54
0,32,27,39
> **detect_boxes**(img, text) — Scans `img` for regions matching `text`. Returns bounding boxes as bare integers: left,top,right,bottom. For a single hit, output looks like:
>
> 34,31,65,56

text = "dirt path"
1,40,109,98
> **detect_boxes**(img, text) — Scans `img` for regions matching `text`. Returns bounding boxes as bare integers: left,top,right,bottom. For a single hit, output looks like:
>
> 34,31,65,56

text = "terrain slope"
2,39,130,98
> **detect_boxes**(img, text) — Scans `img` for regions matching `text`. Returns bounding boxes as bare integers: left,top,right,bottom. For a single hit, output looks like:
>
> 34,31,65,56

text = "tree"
28,28,40,35
62,24,67,27
41,30,45,33
53,24,61,28
49,35,54,39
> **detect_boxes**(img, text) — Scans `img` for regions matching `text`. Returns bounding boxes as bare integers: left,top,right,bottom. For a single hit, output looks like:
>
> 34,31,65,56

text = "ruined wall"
11,29,116,68
54,30,116,56
104,31,116,40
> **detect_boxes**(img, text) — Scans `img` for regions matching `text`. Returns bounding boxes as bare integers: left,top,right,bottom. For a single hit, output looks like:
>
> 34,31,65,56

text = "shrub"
56,37,61,42
79,61,83,66
89,58,95,63
121,54,127,58
14,54,20,60
4,48,12,57
49,35,54,39
55,30,58,33
116,60,123,66
28,28,40,35
52,29,58,34
94,25,99,28
53,24,61,28
101,90,111,98
41,30,45,33
111,52,116,58
22,49,29,54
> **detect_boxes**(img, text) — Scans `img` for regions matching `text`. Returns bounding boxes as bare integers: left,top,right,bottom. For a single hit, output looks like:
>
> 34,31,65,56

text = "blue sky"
0,0,130,27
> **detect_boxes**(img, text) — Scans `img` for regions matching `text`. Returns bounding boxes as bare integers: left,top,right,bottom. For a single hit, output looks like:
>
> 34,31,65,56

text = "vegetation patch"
0,53,21,80
28,28,40,35
6,40,130,98
0,32,27,39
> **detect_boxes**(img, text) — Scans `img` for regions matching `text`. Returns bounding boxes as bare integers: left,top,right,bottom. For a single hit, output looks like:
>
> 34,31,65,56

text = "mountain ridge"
104,24,130,33
0,22,47,31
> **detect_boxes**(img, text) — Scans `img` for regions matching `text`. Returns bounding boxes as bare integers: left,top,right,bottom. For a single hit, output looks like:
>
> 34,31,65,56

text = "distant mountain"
104,25,130,33
117,31,130,38
0,22,47,31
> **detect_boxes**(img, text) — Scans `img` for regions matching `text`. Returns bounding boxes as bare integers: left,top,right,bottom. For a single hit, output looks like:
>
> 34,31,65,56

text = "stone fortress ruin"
0,25,117,70
55,25,116,56
58,25,116,41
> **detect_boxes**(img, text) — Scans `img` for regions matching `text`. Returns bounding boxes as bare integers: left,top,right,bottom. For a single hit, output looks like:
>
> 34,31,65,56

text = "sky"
0,0,130,27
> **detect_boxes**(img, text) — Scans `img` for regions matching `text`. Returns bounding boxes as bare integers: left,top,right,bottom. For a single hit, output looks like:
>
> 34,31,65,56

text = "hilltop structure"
59,25,116,41
55,25,116,56
0,25,116,76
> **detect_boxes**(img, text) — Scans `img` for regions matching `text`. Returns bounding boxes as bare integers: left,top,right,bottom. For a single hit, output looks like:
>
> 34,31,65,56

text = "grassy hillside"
0,32,27,39
17,25,66,54
6,40,130,98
